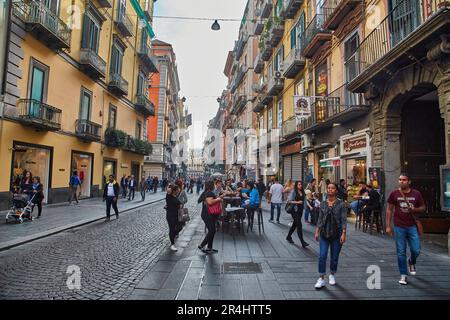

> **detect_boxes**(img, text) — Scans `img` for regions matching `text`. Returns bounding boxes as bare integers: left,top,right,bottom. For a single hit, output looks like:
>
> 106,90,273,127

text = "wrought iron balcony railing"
96,0,112,8
282,116,299,138
298,83,369,133
135,94,155,117
232,95,247,115
108,73,129,96
235,64,247,88
283,48,306,78
257,0,273,19
268,18,285,47
254,13,265,35
267,75,284,96
17,99,62,131
12,1,71,49
321,0,360,30
75,119,102,141
114,10,134,37
254,54,264,74
299,14,331,58
79,48,106,79
260,38,273,61
137,41,158,73
284,0,304,19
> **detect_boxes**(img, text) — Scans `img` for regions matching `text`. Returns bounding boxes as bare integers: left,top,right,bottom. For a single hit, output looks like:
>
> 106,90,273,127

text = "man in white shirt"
268,177,284,223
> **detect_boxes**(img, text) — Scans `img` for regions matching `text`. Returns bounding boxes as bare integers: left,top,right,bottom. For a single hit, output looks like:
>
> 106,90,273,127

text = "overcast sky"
153,0,247,150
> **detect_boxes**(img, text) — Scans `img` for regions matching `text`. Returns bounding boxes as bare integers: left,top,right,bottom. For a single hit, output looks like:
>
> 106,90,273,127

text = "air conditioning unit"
301,134,312,149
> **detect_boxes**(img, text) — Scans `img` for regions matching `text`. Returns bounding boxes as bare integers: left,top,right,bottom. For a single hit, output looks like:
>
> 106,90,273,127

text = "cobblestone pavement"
0,194,201,300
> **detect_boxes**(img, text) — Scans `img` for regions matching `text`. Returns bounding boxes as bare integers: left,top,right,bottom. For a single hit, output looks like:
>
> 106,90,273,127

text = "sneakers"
286,237,294,244
170,245,178,252
329,274,336,285
268,219,274,223
399,275,408,285
277,220,281,224
205,248,218,254
408,259,417,276
315,277,326,289
301,242,310,248
105,217,110,222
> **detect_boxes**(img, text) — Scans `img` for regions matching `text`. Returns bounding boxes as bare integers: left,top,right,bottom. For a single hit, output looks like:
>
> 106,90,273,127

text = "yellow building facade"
0,0,157,209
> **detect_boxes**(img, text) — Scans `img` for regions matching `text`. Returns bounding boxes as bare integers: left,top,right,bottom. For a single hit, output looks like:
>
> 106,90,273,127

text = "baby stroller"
5,192,36,223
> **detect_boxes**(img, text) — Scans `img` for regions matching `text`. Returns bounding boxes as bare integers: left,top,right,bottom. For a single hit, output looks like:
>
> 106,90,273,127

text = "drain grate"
222,262,263,274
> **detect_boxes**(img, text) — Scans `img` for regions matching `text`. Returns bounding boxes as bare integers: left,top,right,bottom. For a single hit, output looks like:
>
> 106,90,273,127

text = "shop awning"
320,157,341,168
340,152,367,159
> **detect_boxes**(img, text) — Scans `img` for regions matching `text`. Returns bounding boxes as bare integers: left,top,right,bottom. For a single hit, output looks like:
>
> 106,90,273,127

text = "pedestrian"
337,179,348,202
31,176,44,218
120,174,128,198
198,181,223,254
314,183,347,289
21,171,33,202
268,176,284,223
153,176,159,193
361,182,382,231
349,181,368,215
196,177,202,194
103,174,119,222
304,189,314,224
140,175,147,201
165,184,182,251
146,175,152,193
128,175,136,200
162,178,168,192
283,179,294,201
318,178,328,201
286,181,310,248
68,170,81,205
175,179,188,237
386,173,426,285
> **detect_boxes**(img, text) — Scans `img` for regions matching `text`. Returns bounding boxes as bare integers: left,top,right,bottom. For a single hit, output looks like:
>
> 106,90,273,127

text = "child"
304,189,314,224
311,193,321,225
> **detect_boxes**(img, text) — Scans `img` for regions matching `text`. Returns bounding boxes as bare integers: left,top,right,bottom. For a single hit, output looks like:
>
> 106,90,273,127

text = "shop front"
340,130,371,187
281,141,302,183
103,158,117,187
71,151,93,199
11,142,52,203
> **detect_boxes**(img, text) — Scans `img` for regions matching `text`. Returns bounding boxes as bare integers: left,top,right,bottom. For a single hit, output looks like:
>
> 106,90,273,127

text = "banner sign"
293,96,311,119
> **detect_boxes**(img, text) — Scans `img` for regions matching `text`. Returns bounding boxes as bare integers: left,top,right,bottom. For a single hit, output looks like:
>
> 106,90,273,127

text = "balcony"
254,17,265,35
283,48,306,78
234,33,248,60
254,54,264,74
298,84,369,134
299,14,332,58
75,119,102,142
96,0,112,8
321,0,360,30
258,0,273,18
268,18,285,47
347,0,450,93
79,48,106,79
235,64,247,88
137,42,158,73
135,95,155,117
253,85,273,113
267,75,284,96
17,99,61,131
232,95,247,115
260,38,273,61
114,10,133,37
284,0,304,19
108,73,128,96
145,143,164,163
282,116,299,139
12,1,71,50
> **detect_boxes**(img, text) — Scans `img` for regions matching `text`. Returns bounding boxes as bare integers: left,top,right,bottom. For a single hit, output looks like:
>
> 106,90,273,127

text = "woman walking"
166,184,182,252
198,181,223,254
175,179,188,237
31,176,44,218
21,171,33,201
286,181,310,248
314,183,347,289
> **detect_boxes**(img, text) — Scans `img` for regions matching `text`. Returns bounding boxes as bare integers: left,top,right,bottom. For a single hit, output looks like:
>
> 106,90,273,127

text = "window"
137,71,147,96
43,0,60,13
274,46,284,72
259,115,264,133
268,108,273,132
136,121,142,139
294,79,305,96
110,42,124,75
81,14,100,52
277,100,283,129
79,88,92,120
274,0,283,17
108,105,117,128
344,32,359,83
295,12,306,49
29,63,47,103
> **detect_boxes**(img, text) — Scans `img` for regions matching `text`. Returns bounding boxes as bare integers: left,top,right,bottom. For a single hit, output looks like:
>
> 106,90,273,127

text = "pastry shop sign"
343,136,367,153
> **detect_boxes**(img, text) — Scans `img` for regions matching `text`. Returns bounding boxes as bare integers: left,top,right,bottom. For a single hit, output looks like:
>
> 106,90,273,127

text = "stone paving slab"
0,191,166,251
128,201,450,300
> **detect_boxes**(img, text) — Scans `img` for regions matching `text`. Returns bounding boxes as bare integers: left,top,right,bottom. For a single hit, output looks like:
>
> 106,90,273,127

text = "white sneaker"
315,277,326,289
398,275,407,285
329,274,336,285
408,260,417,276
170,245,178,252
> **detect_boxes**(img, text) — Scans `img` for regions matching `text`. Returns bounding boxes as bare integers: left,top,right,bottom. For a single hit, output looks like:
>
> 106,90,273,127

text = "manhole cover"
222,262,262,274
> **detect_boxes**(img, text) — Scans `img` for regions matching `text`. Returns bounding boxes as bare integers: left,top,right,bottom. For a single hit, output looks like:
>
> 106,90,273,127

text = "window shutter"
81,14,91,49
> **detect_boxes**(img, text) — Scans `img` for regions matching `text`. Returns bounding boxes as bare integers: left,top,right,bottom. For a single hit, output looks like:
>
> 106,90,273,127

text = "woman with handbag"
166,184,182,252
198,181,223,254
286,181,309,248
386,173,426,285
175,179,189,238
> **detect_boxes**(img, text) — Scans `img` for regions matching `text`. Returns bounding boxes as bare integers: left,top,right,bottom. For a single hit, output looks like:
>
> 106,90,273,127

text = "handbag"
285,203,294,214
178,207,190,222
398,189,424,237
207,201,222,215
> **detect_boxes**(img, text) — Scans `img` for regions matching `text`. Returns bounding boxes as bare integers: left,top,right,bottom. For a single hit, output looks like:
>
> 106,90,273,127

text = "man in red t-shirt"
386,173,426,285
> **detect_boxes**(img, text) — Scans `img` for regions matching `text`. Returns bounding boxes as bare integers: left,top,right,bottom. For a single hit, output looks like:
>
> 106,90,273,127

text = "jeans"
394,226,421,276
350,200,361,214
270,203,282,221
68,186,79,204
304,206,311,223
128,187,135,200
318,232,343,276
105,196,119,218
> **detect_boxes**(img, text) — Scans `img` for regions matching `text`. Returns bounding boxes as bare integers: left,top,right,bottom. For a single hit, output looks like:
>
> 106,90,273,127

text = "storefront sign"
280,142,301,156
293,96,311,119
343,136,367,153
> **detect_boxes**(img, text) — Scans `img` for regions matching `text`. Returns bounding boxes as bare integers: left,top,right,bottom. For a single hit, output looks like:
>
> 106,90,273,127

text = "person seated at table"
224,179,239,196
213,179,224,197
350,181,369,215
361,183,381,227
241,181,260,211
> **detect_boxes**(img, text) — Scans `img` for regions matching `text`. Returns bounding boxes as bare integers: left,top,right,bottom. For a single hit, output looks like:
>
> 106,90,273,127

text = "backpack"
320,205,340,240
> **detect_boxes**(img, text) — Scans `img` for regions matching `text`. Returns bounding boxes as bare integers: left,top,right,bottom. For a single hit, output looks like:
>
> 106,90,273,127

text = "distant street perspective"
0,0,450,301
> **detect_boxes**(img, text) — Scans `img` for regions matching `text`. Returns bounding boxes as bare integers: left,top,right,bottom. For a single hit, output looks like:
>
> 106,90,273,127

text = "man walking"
128,175,136,200
140,175,147,201
68,171,81,205
386,173,426,285
153,176,159,193
120,174,128,198
196,177,202,194
103,174,119,221
256,178,266,204
268,177,284,223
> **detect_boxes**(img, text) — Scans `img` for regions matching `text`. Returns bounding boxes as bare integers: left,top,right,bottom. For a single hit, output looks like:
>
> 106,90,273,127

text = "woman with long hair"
21,171,33,201
31,176,44,218
166,184,182,252
283,179,294,201
286,181,310,248
175,179,188,237
198,180,223,253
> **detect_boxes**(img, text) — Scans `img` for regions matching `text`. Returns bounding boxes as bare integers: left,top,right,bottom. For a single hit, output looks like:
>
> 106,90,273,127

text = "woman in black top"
198,181,223,253
166,185,182,252
286,181,310,248
21,171,33,201
31,176,44,218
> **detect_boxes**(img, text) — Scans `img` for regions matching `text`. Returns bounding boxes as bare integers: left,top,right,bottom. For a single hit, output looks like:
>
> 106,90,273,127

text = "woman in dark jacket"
21,171,33,201
166,185,182,252
31,176,44,218
198,181,223,253
286,181,309,248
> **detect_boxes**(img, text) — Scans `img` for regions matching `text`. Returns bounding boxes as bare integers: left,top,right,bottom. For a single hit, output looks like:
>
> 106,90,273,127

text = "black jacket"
103,181,120,198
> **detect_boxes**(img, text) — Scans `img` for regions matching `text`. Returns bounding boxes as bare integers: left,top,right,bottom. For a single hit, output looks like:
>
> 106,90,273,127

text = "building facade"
0,0,158,210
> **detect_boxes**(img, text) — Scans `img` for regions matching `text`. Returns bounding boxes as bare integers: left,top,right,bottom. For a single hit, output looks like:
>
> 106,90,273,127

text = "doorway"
131,162,140,187
401,90,445,214
103,159,117,188
71,151,93,199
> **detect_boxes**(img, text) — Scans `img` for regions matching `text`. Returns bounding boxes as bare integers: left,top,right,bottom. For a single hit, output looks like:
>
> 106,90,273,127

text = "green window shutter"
291,27,296,49
81,14,91,49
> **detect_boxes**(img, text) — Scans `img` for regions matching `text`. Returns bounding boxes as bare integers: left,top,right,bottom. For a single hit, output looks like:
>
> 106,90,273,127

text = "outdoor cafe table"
223,206,245,235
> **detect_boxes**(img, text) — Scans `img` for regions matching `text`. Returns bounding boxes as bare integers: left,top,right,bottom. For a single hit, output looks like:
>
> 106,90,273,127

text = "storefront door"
12,143,51,203
131,162,140,186
103,159,117,188
71,152,93,199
